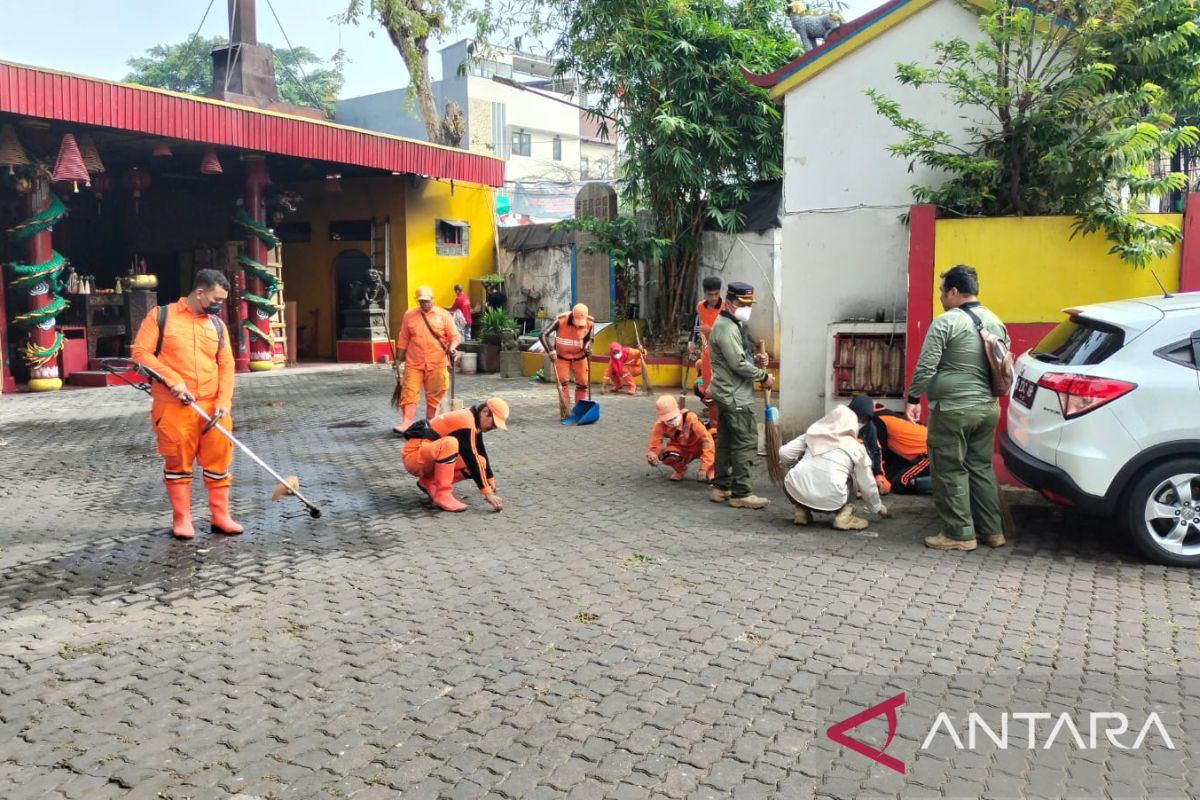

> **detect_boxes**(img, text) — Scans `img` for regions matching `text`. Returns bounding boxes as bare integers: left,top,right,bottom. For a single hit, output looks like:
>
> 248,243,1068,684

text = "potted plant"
478,307,519,372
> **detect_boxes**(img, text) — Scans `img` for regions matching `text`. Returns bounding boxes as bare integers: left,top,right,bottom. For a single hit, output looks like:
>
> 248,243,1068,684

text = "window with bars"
832,333,906,398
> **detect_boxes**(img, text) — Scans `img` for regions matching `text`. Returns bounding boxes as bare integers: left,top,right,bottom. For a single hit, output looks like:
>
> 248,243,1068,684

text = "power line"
191,0,217,41
264,0,329,112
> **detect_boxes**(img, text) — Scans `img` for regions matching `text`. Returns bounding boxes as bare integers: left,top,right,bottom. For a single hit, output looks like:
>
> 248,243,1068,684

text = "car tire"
1123,457,1200,567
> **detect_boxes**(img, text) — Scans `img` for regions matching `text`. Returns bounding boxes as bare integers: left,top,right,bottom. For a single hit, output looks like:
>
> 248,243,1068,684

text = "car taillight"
1035,372,1137,418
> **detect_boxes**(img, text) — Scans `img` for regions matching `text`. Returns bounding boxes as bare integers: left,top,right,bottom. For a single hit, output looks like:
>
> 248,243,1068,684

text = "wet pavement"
1,364,1198,799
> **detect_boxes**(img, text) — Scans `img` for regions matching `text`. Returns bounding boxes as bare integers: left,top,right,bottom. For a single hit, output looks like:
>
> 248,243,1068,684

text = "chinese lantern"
78,134,105,175
51,133,90,192
0,124,29,175
122,166,151,215
200,147,223,175
91,171,112,216
152,140,173,158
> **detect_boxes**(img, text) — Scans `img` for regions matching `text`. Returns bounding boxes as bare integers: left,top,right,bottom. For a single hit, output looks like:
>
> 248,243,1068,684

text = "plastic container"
458,351,478,374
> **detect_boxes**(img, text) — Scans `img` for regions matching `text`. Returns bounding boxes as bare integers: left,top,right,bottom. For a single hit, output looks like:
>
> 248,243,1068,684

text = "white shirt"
779,434,883,513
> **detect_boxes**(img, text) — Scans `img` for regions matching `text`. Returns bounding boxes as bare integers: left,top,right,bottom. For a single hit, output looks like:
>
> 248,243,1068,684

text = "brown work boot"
793,506,812,526
924,533,978,551
728,494,769,509
832,503,869,530
709,486,731,503
982,533,1006,548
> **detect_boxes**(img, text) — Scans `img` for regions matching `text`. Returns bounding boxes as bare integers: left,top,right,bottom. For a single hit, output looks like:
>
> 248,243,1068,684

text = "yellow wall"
403,178,497,315
280,175,495,359
933,215,1182,322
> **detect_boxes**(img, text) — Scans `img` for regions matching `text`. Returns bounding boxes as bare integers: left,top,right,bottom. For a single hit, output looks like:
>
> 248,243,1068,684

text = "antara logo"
827,692,1176,773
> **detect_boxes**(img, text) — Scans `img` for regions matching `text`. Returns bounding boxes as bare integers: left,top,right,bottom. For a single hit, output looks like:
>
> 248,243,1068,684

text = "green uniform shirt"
907,303,1009,411
710,312,767,408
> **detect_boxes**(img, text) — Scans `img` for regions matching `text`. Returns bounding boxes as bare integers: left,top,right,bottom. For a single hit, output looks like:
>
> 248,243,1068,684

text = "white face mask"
733,306,752,323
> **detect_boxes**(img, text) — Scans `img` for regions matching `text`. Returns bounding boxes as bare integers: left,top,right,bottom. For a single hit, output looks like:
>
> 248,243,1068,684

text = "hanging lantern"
199,147,223,175
152,140,173,158
122,166,151,215
51,133,90,192
91,171,112,216
325,173,342,193
0,124,30,175
77,134,105,175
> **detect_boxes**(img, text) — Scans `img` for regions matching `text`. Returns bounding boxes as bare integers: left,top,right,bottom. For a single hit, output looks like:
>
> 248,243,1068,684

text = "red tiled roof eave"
0,60,504,187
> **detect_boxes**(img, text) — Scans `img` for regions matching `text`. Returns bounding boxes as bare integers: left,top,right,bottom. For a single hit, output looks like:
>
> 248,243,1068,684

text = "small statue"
500,329,520,352
790,9,844,53
347,268,388,309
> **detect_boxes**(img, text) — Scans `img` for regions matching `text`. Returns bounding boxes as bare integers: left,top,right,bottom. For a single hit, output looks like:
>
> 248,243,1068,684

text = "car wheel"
1124,458,1200,567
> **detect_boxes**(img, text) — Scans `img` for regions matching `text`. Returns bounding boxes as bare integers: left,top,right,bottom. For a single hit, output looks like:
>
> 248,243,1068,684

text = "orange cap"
655,394,681,423
485,397,509,430
571,303,589,326
415,285,434,302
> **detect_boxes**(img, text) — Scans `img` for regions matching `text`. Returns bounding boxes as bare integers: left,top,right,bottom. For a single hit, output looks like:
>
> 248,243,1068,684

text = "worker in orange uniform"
693,340,720,434
402,397,509,512
604,341,643,395
131,269,239,540
689,276,723,357
539,303,595,414
392,285,461,434
646,395,715,481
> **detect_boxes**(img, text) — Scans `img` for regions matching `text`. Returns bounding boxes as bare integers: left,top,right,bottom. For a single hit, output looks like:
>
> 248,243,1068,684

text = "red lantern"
91,171,112,216
122,166,151,215
51,133,90,191
200,147,223,175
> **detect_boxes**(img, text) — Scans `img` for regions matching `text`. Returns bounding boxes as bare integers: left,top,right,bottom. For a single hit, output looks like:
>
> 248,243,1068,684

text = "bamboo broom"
633,321,654,395
383,316,403,409
757,340,786,487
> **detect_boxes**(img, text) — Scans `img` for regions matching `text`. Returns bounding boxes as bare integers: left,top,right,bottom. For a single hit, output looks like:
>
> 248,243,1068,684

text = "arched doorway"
331,249,372,356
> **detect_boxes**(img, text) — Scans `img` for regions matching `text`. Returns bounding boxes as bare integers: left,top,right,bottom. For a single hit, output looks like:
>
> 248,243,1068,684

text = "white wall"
697,229,782,356
467,76,582,183
778,0,981,434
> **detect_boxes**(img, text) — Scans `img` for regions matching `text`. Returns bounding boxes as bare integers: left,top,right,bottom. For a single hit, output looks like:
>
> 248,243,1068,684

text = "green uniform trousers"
713,403,758,498
927,401,1003,541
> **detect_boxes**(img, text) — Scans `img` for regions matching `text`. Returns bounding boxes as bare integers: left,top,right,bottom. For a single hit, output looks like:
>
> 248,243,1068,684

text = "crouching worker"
402,397,509,512
604,342,643,394
779,405,890,530
849,395,931,494
646,395,715,482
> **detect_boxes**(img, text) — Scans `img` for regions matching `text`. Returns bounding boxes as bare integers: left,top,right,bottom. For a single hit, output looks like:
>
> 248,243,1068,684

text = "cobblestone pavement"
2,364,1199,799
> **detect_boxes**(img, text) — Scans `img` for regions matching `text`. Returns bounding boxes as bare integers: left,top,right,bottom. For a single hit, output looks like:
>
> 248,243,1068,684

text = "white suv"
1000,291,1200,566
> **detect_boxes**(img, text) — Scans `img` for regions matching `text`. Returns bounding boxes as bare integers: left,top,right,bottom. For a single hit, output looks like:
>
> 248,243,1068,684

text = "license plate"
1013,376,1036,408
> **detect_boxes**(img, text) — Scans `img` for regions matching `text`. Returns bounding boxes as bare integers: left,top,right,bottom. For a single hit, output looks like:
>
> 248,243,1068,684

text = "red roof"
0,60,504,187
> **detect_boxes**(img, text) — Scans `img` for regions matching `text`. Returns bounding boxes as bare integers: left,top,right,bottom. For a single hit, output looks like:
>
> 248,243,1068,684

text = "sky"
1,0,879,101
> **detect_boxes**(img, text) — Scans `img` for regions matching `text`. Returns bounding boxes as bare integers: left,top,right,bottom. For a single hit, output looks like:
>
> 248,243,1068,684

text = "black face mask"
205,301,223,315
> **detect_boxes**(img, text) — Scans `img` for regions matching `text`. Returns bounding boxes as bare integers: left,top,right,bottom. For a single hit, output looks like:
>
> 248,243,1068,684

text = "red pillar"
244,155,274,371
23,180,62,391
0,255,14,394
905,203,937,390
1179,192,1200,292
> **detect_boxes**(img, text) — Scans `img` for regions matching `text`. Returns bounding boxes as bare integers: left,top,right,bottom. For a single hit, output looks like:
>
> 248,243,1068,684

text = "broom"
632,321,654,395
757,340,786,487
383,315,403,409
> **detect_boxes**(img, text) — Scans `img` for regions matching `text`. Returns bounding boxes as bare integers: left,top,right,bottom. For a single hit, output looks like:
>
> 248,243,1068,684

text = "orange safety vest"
549,313,594,361
876,405,928,460
695,300,721,336
131,298,234,407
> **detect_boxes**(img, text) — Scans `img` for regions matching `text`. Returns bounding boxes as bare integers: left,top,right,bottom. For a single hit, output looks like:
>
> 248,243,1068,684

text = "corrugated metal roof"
0,60,505,187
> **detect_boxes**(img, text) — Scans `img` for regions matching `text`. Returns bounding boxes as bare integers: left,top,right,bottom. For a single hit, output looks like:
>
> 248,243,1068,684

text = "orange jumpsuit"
397,305,461,417
647,409,715,480
402,407,496,499
130,299,235,488
606,345,643,394
695,300,721,339
540,312,595,405
694,344,720,433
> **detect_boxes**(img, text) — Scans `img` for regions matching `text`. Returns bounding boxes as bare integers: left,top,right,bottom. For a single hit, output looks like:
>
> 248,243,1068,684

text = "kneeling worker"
604,341,643,395
849,395,932,494
402,397,509,512
646,395,715,482
779,405,890,530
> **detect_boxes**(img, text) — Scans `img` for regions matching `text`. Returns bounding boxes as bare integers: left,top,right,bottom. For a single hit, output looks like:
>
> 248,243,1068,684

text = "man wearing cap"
392,285,461,434
708,282,773,509
402,397,509,512
646,395,715,481
603,341,643,395
539,303,595,414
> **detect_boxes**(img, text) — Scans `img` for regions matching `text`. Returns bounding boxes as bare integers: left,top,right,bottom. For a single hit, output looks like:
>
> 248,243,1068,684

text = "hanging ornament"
0,124,30,175
152,140,173,158
121,166,151,215
51,133,90,192
325,173,342,193
91,171,112,216
77,133,105,175
199,147,223,175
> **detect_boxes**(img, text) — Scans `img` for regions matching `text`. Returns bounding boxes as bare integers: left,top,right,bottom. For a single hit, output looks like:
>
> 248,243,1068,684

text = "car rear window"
1031,317,1125,366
